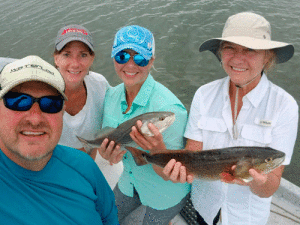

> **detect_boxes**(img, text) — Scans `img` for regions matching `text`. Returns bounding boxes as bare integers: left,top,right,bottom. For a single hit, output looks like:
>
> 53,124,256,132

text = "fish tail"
125,146,149,166
76,136,94,154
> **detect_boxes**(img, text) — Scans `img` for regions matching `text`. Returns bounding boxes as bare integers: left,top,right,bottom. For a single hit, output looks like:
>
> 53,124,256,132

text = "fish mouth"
240,156,286,182
140,113,176,136
260,156,285,174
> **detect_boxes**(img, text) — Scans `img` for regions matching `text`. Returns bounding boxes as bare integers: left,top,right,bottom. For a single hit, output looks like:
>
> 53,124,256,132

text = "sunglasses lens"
115,51,149,67
4,92,32,111
134,55,149,67
40,96,64,114
115,51,130,64
3,92,64,114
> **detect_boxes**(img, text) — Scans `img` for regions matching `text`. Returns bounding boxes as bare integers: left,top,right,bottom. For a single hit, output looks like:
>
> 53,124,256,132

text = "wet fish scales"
126,146,286,181
77,111,175,154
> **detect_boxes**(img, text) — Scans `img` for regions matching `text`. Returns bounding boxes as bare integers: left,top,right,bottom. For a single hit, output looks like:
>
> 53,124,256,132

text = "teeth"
22,131,44,136
232,67,246,72
69,71,80,74
125,72,136,76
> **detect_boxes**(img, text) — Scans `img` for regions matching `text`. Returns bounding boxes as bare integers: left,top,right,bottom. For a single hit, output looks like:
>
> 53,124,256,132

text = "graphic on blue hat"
111,25,155,60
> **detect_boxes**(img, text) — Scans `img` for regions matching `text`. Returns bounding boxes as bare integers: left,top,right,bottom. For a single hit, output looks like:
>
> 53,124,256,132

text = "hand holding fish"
221,165,284,198
125,145,285,193
162,159,194,183
98,138,126,165
130,120,166,151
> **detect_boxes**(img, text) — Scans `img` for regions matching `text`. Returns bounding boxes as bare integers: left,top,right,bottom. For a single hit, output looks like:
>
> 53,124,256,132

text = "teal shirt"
0,145,119,225
103,74,191,210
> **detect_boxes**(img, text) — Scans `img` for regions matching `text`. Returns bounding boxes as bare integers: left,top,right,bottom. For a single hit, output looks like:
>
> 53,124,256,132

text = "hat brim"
0,77,67,100
56,37,94,52
199,37,294,64
111,43,153,60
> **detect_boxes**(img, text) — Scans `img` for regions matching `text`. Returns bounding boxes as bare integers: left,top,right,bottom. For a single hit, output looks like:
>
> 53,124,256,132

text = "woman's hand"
221,165,284,197
162,159,194,183
130,120,166,151
97,138,126,165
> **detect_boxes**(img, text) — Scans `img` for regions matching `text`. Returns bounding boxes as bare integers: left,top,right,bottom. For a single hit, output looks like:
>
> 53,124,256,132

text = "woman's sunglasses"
3,92,64,114
114,51,150,67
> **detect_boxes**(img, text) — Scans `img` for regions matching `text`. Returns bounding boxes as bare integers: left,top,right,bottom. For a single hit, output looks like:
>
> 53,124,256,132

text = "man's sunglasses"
114,51,150,67
3,92,64,114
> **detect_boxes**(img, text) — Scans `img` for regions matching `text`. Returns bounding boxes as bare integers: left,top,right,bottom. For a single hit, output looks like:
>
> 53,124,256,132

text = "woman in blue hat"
98,25,191,225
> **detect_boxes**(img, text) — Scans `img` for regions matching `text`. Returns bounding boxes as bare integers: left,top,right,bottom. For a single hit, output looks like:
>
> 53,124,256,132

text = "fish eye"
265,157,272,163
159,117,165,121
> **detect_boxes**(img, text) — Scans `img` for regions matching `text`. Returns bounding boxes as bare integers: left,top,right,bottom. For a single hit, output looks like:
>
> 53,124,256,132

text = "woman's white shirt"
184,74,298,225
59,71,123,189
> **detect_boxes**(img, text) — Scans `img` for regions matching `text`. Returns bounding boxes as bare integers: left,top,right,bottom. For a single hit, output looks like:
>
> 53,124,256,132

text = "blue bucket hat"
111,25,155,60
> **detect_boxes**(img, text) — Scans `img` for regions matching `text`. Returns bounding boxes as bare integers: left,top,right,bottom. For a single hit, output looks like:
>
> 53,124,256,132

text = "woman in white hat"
53,24,123,189
163,12,298,225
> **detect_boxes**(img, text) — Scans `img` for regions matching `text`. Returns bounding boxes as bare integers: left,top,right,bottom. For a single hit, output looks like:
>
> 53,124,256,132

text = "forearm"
249,166,284,198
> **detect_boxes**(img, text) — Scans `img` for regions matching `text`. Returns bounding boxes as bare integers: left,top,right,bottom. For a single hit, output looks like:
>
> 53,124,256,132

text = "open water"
0,0,299,186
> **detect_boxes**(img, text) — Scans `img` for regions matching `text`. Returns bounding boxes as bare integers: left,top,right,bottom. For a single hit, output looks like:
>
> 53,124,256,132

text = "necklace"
232,73,261,139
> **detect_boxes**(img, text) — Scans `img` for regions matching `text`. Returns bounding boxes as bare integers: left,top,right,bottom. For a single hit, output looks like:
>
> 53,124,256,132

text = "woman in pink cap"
163,12,298,225
53,24,123,189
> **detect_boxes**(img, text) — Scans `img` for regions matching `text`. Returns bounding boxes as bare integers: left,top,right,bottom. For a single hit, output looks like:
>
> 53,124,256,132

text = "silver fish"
77,111,175,154
125,146,285,182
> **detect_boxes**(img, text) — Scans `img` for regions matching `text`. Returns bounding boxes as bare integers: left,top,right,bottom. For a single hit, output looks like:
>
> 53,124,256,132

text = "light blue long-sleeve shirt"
103,74,191,210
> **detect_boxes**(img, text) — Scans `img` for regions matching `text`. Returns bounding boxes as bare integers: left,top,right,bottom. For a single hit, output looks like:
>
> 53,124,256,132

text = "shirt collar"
121,74,154,107
222,76,230,103
222,73,269,108
134,74,154,106
245,73,269,107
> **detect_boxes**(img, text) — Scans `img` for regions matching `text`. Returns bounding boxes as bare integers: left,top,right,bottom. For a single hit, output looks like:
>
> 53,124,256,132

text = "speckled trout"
77,111,175,154
125,146,285,182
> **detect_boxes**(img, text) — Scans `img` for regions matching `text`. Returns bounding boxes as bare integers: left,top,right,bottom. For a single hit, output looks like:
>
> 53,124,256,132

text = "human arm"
221,165,284,198
97,139,126,165
248,165,284,197
162,139,203,183
130,120,166,150
162,89,204,183
130,121,169,179
130,103,187,179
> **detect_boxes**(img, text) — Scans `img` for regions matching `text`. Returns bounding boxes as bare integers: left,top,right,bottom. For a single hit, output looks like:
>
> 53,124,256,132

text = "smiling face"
54,41,94,89
220,42,270,87
113,49,154,90
0,81,64,170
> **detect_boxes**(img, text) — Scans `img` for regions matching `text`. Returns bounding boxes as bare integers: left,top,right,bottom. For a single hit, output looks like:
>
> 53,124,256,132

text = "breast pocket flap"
197,116,227,132
241,124,272,144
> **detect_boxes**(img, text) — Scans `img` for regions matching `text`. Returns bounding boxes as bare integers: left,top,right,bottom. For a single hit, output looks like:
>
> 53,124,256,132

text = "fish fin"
76,136,94,154
125,146,148,166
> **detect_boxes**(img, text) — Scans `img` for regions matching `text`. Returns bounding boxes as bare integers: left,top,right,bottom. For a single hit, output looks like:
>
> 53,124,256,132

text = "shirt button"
129,171,132,174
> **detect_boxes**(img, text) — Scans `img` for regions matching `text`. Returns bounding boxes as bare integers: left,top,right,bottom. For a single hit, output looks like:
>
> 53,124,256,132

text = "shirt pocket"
197,116,227,149
198,116,227,133
241,124,272,144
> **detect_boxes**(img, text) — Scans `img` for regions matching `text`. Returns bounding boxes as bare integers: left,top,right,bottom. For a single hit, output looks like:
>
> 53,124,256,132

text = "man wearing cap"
0,55,118,225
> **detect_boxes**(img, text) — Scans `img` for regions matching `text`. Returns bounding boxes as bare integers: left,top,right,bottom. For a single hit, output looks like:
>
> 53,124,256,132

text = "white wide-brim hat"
199,12,294,64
